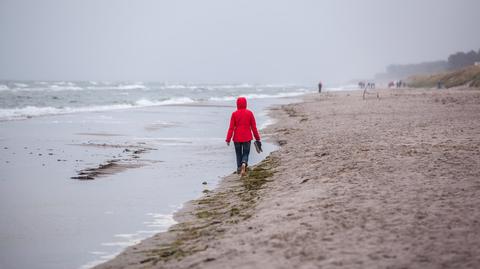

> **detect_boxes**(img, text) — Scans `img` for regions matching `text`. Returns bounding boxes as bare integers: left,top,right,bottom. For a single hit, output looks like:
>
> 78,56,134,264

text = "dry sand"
95,88,480,269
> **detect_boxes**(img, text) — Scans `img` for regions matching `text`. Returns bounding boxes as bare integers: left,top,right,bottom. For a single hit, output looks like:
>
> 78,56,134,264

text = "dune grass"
408,65,480,88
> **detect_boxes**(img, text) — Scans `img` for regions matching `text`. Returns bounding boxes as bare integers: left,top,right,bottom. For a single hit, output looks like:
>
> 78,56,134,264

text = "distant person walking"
318,81,323,93
226,97,261,176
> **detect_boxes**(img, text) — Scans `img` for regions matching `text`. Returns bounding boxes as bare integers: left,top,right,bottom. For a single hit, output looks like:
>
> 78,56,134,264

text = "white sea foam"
14,83,28,88
0,97,197,120
209,91,308,102
325,84,360,92
135,97,195,106
215,83,253,89
259,83,296,88
243,92,307,99
101,241,135,247
162,83,255,91
54,81,75,85
49,85,84,91
209,96,236,101
164,84,187,89
260,118,277,130
78,253,122,269
1,83,147,92
79,213,175,269
162,83,256,90
116,84,146,90
82,84,147,91
0,104,132,120
89,251,108,255
114,233,136,239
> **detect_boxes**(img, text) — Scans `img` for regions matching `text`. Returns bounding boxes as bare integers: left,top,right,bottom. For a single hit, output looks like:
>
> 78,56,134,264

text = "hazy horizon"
1,0,479,84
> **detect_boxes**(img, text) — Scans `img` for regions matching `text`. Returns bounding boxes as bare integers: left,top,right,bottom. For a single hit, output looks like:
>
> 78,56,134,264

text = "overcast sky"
1,0,479,84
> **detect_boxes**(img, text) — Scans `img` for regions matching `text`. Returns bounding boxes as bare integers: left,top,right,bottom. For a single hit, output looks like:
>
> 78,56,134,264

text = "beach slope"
96,88,480,269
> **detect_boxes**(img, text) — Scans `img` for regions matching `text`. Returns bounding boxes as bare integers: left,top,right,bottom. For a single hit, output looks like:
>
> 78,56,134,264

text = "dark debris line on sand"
70,145,157,180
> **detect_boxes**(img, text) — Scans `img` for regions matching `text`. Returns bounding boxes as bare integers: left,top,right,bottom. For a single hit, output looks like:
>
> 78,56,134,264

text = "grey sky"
1,0,479,84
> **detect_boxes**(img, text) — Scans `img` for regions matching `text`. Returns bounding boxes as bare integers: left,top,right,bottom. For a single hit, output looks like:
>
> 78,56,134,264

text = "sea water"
0,81,309,121
0,81,311,269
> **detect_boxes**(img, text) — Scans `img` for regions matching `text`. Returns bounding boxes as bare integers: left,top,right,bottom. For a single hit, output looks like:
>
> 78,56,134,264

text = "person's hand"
226,141,230,146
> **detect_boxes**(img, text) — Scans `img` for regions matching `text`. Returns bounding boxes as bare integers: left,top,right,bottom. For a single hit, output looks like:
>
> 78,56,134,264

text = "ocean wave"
0,82,305,92
208,83,301,89
163,83,254,90
0,83,147,92
0,85,83,92
210,83,253,89
0,97,197,120
262,83,296,88
164,84,188,89
14,83,28,88
84,84,147,91
0,104,133,120
49,85,84,91
54,81,76,86
325,84,361,91
115,84,146,90
209,96,237,101
135,97,195,106
209,91,308,102
162,84,213,90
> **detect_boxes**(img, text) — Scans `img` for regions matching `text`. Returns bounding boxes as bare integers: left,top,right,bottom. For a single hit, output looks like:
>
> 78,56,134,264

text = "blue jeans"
234,141,251,169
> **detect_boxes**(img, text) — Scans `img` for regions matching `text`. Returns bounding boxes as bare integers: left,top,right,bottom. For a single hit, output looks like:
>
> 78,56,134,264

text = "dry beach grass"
96,87,480,269
408,65,480,88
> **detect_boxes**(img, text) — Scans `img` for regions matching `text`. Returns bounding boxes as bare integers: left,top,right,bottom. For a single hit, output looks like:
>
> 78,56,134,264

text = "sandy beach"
94,87,480,269
2,2,479,268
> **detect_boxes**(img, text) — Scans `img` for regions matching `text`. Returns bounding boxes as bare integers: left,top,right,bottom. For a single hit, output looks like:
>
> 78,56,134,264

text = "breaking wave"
0,97,197,121
135,97,195,106
209,91,309,102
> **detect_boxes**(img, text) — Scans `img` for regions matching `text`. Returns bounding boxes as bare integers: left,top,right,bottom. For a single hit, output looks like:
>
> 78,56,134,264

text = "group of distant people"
388,80,407,88
316,79,412,94
358,81,375,89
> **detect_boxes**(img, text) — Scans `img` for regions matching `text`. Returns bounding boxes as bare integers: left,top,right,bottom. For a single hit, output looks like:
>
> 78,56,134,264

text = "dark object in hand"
254,141,263,153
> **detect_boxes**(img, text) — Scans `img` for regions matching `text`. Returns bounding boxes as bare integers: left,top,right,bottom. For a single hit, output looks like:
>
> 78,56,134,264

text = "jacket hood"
236,97,247,109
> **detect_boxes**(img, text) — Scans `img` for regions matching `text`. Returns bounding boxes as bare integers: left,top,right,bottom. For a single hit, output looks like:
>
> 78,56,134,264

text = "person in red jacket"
226,97,261,176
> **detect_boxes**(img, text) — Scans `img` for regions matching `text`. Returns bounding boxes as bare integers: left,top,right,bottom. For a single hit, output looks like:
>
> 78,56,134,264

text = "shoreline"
92,97,296,269
95,87,480,269
0,95,296,269
78,97,291,268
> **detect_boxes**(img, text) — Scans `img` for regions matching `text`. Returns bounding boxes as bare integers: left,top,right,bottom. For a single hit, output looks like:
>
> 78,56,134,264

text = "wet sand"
96,88,480,269
70,142,157,180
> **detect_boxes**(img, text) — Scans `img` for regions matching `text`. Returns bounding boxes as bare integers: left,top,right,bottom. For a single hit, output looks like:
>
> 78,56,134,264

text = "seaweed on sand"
139,156,278,265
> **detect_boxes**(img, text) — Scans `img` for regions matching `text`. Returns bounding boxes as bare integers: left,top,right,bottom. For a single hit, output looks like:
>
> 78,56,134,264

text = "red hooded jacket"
226,97,261,143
